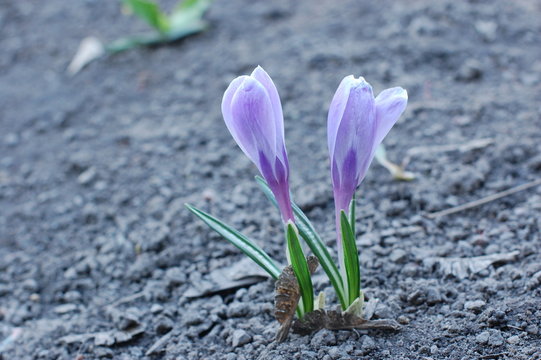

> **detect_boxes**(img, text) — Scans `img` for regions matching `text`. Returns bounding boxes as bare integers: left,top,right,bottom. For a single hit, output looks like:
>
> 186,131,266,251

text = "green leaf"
185,204,281,279
286,223,313,316
340,211,360,306
123,0,170,33
349,191,356,240
255,176,347,309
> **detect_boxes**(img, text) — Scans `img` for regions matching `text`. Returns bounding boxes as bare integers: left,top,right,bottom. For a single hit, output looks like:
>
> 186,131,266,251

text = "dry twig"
426,178,541,219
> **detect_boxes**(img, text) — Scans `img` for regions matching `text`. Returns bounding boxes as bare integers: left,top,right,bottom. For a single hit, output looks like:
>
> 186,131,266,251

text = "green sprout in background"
67,0,212,74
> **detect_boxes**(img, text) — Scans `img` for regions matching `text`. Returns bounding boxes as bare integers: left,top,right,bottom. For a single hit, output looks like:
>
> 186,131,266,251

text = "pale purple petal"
251,66,285,146
222,76,251,157
327,75,354,159
374,87,408,146
332,79,376,189
228,77,277,169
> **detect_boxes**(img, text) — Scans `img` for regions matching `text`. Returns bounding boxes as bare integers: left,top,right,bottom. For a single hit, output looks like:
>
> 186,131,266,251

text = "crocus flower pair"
220,66,407,310
222,66,407,228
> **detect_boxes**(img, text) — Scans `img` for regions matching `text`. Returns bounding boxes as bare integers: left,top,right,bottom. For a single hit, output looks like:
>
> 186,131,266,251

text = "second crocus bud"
221,66,294,223
328,75,408,244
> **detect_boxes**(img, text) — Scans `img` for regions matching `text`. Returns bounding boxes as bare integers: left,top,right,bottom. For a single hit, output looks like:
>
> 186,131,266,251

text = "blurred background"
1,0,540,359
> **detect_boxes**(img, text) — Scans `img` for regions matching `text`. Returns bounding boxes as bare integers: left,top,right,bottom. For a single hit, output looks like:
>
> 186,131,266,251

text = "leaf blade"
340,211,360,305
185,204,281,279
286,224,313,316
123,0,170,33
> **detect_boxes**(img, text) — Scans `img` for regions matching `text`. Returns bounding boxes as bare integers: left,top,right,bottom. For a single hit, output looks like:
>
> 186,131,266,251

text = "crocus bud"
328,75,407,238
222,66,294,223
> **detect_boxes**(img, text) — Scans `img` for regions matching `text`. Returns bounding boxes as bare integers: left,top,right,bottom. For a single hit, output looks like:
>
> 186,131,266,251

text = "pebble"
361,335,377,353
389,249,408,264
77,167,97,185
464,300,486,313
150,304,164,314
507,335,520,345
476,331,490,344
310,329,336,347
231,329,251,348
53,304,78,314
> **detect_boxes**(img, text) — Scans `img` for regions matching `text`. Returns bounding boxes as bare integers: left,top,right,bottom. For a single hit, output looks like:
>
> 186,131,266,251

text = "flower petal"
226,77,277,168
251,66,285,147
328,75,354,160
335,79,376,187
374,87,408,146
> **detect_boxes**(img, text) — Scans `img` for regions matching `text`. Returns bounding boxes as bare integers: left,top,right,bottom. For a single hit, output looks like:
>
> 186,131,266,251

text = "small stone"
78,167,97,185
476,331,490,344
165,267,186,286
227,302,250,318
488,331,504,346
426,288,442,305
310,329,336,347
183,311,204,326
231,329,251,348
507,335,520,345
53,304,78,314
361,335,376,353
397,315,410,325
155,316,174,335
475,21,497,42
464,300,486,313
526,324,539,335
455,60,483,82
94,332,115,346
389,249,408,264
407,289,426,305
150,304,164,314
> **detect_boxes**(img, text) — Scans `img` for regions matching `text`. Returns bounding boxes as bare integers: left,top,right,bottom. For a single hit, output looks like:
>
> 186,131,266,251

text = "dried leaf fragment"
292,309,401,335
274,256,318,342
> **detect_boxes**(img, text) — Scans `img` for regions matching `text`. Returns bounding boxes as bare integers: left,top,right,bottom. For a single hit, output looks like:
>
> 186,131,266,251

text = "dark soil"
1,0,541,359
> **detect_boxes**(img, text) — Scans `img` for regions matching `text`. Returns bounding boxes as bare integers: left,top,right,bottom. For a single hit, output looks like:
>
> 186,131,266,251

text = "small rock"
227,302,250,318
397,315,410,325
426,288,442,305
487,331,504,346
165,267,186,286
78,167,97,185
94,332,115,347
231,329,251,348
155,316,174,335
464,300,486,313
310,329,336,347
183,311,205,326
54,304,78,314
476,331,490,344
507,335,520,345
455,60,483,82
389,249,408,264
407,289,426,305
361,335,376,353
475,21,497,42
150,304,164,314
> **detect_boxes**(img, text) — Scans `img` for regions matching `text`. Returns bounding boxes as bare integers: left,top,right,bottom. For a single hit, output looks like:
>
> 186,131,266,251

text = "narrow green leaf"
123,0,170,33
340,211,360,306
349,191,356,240
286,223,313,316
255,176,347,309
185,204,281,279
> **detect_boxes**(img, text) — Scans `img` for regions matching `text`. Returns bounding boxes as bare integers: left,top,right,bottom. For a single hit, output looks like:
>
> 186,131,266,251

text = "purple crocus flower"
222,66,294,223
328,75,407,242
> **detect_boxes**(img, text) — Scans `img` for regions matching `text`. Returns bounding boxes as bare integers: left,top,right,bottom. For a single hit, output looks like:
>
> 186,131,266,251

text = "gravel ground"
1,0,540,359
